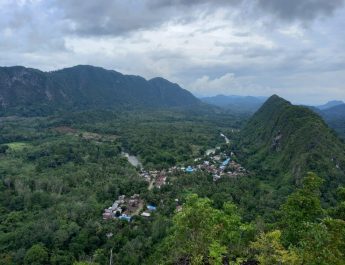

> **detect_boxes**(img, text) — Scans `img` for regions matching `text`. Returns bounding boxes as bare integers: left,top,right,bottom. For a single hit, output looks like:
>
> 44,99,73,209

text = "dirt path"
132,201,144,216
148,179,154,190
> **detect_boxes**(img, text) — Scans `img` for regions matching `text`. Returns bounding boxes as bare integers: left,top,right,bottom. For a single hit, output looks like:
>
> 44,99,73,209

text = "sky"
0,0,345,104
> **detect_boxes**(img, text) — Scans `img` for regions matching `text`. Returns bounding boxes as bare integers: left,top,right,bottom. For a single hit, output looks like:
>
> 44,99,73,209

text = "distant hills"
310,101,345,138
0,65,200,115
316,100,345,110
239,95,345,203
320,103,345,120
200,95,267,114
317,103,345,138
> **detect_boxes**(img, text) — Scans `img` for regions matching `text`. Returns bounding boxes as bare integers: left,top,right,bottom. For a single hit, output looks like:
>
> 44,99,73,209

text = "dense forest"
0,97,345,264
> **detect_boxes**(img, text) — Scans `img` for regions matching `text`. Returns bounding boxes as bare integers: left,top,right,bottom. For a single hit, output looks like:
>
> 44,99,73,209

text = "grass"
6,142,31,151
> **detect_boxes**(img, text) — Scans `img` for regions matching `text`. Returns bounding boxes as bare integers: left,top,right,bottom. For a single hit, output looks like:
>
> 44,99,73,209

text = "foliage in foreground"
149,173,345,265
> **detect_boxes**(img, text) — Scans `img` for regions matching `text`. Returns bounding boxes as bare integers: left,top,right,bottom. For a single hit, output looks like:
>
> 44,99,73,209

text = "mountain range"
1,64,345,143
0,65,200,115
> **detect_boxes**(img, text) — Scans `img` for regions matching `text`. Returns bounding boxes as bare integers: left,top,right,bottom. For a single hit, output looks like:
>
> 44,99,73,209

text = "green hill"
239,95,345,203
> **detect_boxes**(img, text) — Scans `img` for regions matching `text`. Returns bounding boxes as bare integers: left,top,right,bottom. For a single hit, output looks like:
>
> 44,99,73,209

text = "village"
102,133,247,222
102,194,157,221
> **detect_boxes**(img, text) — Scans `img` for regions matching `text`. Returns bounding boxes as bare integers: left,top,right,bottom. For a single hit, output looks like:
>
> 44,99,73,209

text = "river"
205,133,230,155
220,133,230,144
123,132,228,166
122,152,143,168
205,148,216,156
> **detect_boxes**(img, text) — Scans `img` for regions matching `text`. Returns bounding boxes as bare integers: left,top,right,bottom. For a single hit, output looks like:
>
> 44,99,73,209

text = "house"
213,155,221,161
118,214,131,222
155,174,167,188
103,211,113,220
213,174,221,181
129,199,138,207
141,212,151,217
111,202,119,210
118,195,125,204
147,205,157,211
221,158,230,167
185,166,194,173
129,194,140,207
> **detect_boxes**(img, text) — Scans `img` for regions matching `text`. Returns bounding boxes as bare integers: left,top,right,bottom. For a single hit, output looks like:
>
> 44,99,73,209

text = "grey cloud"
54,0,239,36
147,0,238,8
1,0,340,40
148,0,345,25
0,1,67,53
54,0,176,36
257,0,345,21
51,0,345,37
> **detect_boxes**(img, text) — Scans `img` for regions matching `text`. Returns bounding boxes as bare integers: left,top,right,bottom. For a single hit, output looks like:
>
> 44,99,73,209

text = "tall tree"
148,194,252,265
280,172,324,245
24,244,49,265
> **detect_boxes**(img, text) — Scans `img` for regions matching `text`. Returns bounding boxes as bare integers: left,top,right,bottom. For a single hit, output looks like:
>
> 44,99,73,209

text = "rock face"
0,65,200,114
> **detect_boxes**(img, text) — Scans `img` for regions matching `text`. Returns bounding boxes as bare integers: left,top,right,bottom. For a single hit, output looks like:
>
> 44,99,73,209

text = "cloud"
257,0,344,22
149,0,345,23
31,0,343,37
55,0,172,36
191,73,238,94
189,73,271,97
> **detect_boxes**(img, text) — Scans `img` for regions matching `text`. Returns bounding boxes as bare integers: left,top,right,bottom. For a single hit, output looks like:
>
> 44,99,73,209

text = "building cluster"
183,150,247,181
140,170,168,189
103,194,143,222
104,133,247,222
102,194,158,221
136,149,247,187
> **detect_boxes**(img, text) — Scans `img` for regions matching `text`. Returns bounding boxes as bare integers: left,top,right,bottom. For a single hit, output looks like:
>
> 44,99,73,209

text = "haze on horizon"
0,0,344,105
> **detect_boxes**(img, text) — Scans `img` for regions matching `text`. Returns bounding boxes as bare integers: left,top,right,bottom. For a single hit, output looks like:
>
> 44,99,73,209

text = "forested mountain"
0,65,200,115
200,95,266,113
239,95,345,203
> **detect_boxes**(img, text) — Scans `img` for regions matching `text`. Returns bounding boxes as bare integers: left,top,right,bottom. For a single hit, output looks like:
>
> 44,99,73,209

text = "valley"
0,108,250,264
1,96,345,264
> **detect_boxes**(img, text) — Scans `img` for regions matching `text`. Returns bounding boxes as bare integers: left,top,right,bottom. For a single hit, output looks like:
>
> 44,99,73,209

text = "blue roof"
118,214,131,222
147,205,157,211
185,166,194,173
221,158,230,166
